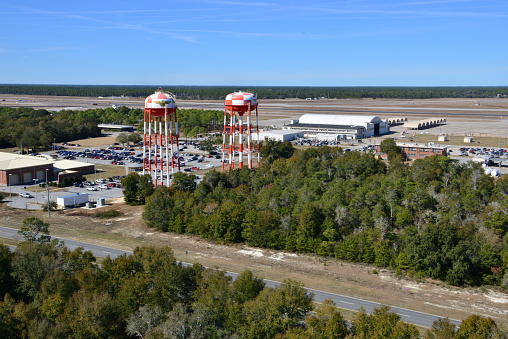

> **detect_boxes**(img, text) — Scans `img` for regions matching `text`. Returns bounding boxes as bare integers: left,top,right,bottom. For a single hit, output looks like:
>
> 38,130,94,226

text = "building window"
420,154,427,158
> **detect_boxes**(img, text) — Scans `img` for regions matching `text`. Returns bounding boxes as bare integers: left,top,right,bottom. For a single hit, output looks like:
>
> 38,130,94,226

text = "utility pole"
46,169,50,217
33,179,39,203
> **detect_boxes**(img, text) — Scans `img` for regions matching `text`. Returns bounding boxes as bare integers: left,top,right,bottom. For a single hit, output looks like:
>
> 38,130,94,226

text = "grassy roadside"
1,199,506,330
0,229,428,335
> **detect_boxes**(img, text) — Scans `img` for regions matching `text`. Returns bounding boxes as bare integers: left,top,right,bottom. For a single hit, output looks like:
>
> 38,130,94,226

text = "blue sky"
1,1,506,86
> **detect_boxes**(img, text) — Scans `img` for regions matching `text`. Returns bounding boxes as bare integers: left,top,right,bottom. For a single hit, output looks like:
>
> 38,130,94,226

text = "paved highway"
0,226,461,328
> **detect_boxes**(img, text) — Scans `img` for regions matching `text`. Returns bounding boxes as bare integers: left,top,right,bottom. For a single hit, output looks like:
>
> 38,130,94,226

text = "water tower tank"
145,89,177,117
225,92,257,113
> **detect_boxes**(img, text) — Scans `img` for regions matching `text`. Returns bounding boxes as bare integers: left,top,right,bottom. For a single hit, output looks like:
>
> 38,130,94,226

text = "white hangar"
284,114,390,140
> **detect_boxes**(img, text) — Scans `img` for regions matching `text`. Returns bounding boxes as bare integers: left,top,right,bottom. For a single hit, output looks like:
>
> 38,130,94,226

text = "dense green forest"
2,84,508,99
0,106,221,150
0,219,505,338
140,141,508,288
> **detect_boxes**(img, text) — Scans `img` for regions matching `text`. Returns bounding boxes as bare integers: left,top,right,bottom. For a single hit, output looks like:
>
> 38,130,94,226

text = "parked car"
87,186,98,191
106,183,116,188
19,192,33,198
98,184,109,190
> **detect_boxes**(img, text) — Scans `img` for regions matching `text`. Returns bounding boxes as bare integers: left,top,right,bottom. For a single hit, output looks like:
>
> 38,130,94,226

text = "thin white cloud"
27,46,94,52
2,4,323,43
3,1,506,48
3,5,200,43
394,0,481,6
195,0,274,6
173,29,329,39
292,6,508,18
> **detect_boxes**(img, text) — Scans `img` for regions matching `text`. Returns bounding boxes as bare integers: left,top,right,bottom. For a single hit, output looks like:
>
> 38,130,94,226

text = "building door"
36,170,45,181
374,123,380,135
22,172,33,184
9,174,20,185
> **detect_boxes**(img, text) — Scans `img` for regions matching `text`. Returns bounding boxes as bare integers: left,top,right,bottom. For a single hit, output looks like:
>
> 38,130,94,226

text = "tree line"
140,141,508,287
0,106,222,150
0,217,505,338
2,84,508,99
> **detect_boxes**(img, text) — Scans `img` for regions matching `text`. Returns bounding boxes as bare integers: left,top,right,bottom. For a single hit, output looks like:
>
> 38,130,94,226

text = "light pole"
33,178,39,203
8,174,12,198
46,169,50,217
98,168,103,181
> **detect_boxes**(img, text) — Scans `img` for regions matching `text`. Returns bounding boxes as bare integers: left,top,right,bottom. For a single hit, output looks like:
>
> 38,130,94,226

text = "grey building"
285,114,390,140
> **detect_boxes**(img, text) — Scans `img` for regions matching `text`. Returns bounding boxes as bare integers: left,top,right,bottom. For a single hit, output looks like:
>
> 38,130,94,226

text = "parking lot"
0,179,124,210
5,133,508,211
0,141,232,210
49,140,227,173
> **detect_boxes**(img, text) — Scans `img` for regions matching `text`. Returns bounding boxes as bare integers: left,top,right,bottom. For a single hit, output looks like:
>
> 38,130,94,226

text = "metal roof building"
285,114,390,140
98,124,135,132
404,118,446,130
0,152,94,186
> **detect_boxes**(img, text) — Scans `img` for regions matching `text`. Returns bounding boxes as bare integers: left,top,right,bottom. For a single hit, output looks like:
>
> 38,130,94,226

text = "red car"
107,183,116,188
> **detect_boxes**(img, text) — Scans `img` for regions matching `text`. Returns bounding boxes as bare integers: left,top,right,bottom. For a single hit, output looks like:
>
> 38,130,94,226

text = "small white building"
258,130,304,142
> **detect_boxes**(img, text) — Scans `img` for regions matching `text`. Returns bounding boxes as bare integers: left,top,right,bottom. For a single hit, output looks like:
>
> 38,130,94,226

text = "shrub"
92,210,123,219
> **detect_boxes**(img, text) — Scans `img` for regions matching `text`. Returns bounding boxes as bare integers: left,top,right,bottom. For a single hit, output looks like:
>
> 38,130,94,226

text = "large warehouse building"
0,152,94,186
285,114,390,140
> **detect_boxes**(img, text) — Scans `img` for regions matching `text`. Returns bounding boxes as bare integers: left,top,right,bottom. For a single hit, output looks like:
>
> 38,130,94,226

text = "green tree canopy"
18,217,51,243
121,173,154,205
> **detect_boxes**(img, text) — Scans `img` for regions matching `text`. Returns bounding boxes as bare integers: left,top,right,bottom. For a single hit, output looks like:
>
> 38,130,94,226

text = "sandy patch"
238,248,264,258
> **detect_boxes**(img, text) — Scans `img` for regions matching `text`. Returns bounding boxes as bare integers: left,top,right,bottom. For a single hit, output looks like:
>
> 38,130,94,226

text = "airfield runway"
2,94,508,137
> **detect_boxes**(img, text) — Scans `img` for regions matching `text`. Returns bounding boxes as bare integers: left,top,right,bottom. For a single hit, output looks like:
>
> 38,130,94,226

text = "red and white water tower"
143,88,180,186
222,91,260,170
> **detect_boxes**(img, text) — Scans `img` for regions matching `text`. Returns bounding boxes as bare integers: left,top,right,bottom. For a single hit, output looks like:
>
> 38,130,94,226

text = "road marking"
340,301,354,305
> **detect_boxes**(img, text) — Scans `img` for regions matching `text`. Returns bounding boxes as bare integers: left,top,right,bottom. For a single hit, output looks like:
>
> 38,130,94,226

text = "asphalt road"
0,225,461,328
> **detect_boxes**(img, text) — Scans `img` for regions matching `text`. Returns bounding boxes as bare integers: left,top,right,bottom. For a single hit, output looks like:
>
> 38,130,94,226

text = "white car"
98,184,109,190
19,192,33,198
87,186,98,191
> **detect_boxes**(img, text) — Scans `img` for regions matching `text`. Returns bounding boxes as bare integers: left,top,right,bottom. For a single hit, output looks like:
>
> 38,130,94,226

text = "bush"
92,210,123,219
42,201,58,211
